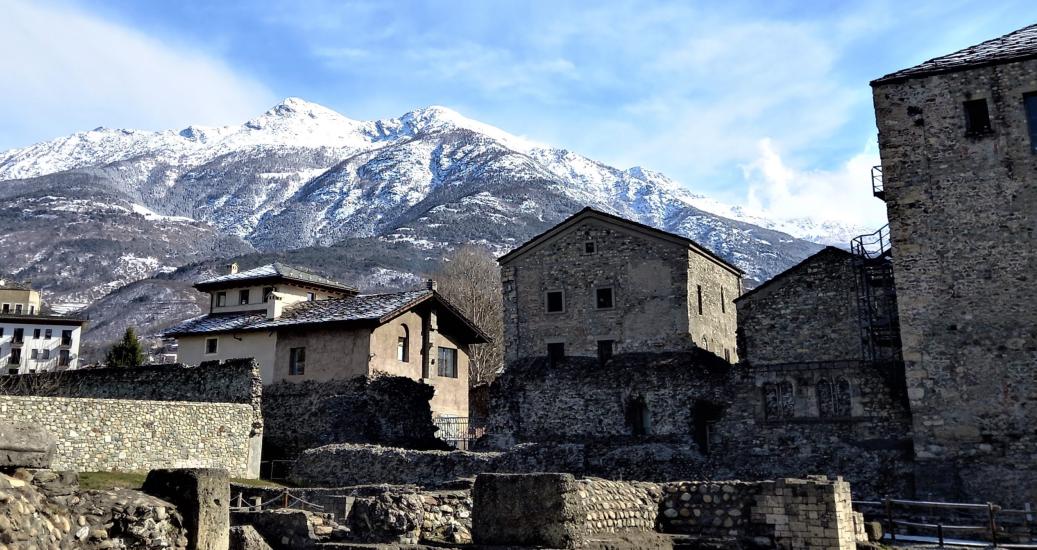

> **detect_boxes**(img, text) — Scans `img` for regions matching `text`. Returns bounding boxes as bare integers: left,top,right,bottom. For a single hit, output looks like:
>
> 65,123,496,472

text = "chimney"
228,262,239,275
426,279,437,291
0,279,5,287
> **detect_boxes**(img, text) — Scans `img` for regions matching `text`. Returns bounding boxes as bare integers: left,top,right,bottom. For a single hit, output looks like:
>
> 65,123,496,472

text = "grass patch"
78,471,287,491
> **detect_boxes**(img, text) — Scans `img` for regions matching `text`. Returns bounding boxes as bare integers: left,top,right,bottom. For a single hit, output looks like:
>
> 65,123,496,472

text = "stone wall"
658,477,863,549
736,247,862,365
290,444,500,487
261,375,445,462
484,352,733,448
872,55,1037,505
0,360,263,478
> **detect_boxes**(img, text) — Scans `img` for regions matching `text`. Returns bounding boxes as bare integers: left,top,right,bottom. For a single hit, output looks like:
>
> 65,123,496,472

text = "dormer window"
964,98,992,135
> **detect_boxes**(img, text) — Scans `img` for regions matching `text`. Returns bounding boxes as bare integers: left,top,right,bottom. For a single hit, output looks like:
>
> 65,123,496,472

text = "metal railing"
433,416,477,450
855,497,1037,547
872,165,885,199
851,224,892,259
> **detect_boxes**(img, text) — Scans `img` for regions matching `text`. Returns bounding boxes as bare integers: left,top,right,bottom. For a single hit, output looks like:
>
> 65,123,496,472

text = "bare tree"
432,246,504,385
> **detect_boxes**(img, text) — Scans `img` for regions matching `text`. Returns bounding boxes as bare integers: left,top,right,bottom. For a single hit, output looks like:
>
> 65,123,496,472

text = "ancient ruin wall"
0,360,262,478
873,57,1037,505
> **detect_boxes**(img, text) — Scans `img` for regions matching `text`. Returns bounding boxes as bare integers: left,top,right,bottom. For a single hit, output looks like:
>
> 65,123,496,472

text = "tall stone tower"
871,24,1037,504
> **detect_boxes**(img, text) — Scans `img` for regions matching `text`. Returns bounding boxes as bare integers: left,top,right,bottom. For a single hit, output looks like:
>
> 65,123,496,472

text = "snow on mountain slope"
0,98,842,315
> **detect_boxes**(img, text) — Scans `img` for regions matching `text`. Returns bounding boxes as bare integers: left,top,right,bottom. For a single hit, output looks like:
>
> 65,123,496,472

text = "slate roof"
163,290,489,343
734,246,853,303
873,23,1037,84
195,262,356,292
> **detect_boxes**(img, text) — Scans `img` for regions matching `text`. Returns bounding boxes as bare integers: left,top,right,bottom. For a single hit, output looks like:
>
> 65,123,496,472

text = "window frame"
307,292,316,302
262,287,275,303
58,349,70,367
9,348,21,365
1024,92,1037,153
216,292,227,307
583,241,596,254
289,347,306,375
44,329,52,339
204,337,218,355
437,346,458,378
545,290,565,314
595,286,615,310
397,324,410,362
60,330,72,346
697,285,704,315
238,289,250,305
597,339,614,363
33,329,40,339
963,98,993,136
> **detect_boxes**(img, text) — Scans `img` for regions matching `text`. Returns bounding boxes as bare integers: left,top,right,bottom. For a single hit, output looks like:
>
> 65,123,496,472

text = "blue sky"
1,0,1030,227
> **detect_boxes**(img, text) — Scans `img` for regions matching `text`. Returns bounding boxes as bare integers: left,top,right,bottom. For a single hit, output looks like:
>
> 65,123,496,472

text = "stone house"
870,23,1037,504
0,280,86,373
499,208,743,364
164,263,488,418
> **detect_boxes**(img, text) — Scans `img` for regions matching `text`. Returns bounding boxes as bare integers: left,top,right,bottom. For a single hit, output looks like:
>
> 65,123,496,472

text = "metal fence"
433,416,479,450
854,497,1037,547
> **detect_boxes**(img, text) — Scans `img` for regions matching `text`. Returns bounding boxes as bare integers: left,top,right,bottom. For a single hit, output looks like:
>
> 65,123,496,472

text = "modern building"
871,24,1037,504
164,263,489,418
499,207,743,364
0,280,87,373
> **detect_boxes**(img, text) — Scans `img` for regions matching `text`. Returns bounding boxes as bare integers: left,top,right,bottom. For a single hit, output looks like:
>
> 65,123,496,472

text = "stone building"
0,280,86,373
499,208,743,363
871,23,1037,504
165,263,488,418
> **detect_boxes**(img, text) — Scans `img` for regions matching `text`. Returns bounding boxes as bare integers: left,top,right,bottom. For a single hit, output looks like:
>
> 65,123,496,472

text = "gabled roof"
163,289,490,344
194,262,357,293
734,246,852,303
873,23,1037,85
497,207,744,276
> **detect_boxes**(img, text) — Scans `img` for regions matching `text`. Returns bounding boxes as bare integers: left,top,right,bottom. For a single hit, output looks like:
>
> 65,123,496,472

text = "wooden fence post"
988,502,997,547
885,497,896,542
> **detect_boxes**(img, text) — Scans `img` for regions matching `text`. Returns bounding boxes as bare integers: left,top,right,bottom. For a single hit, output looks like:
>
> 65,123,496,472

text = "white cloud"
0,0,275,149
743,138,887,229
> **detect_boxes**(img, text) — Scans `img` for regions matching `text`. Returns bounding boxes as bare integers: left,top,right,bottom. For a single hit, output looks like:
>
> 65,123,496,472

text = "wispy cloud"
0,0,275,149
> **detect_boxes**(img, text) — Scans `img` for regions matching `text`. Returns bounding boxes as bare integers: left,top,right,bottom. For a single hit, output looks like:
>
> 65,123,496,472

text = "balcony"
871,165,885,201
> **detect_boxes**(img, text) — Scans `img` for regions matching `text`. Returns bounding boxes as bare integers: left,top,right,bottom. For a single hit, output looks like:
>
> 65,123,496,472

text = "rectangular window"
397,337,409,362
9,348,20,365
33,329,40,339
13,329,23,344
28,306,35,315
1,304,8,313
547,342,565,363
41,349,50,360
60,330,72,346
964,98,992,135
1025,92,1037,152
262,287,275,303
545,290,564,313
307,292,316,302
58,349,69,367
205,337,218,354
216,292,227,307
437,347,458,378
289,347,306,375
697,285,704,315
584,241,596,254
30,349,38,360
597,340,614,364
239,289,250,305
44,329,52,339
14,305,21,315
596,287,614,309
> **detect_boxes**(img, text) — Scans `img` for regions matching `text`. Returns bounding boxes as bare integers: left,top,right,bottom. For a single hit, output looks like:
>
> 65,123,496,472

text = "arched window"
764,382,795,419
816,378,834,417
763,383,780,419
835,377,852,417
625,395,651,436
779,381,794,418
397,324,409,362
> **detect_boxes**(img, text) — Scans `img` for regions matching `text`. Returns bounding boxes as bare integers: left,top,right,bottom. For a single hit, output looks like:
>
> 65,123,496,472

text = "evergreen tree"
105,327,145,368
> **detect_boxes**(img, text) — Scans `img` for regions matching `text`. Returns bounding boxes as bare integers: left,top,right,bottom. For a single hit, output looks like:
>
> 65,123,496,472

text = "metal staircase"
850,224,902,364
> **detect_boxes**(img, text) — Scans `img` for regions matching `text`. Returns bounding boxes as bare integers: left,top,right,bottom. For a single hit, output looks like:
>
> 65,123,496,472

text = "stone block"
0,423,55,468
229,525,273,550
143,468,230,550
864,521,883,542
473,473,583,548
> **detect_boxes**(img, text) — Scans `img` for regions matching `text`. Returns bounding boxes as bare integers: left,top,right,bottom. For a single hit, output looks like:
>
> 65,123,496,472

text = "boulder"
0,423,55,468
229,525,273,550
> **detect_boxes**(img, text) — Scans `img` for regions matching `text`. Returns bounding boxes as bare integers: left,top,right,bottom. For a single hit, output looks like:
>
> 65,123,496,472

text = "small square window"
584,241,596,254
964,98,992,135
546,291,564,313
596,287,614,309
307,292,316,302
547,342,565,363
30,349,38,360
216,292,227,307
239,289,250,305
205,337,218,354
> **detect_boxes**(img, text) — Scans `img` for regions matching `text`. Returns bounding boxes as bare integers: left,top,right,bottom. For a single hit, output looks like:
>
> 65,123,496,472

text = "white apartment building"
0,281,86,373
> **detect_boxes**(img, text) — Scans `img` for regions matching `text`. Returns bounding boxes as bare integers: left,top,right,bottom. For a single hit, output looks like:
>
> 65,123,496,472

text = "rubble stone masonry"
872,56,1037,504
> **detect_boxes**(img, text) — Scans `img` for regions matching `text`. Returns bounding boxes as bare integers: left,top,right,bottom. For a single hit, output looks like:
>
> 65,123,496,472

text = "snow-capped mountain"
0,98,833,318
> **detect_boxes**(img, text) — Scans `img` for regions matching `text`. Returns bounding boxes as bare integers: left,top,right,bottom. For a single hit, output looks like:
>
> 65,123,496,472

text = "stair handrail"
851,224,891,259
